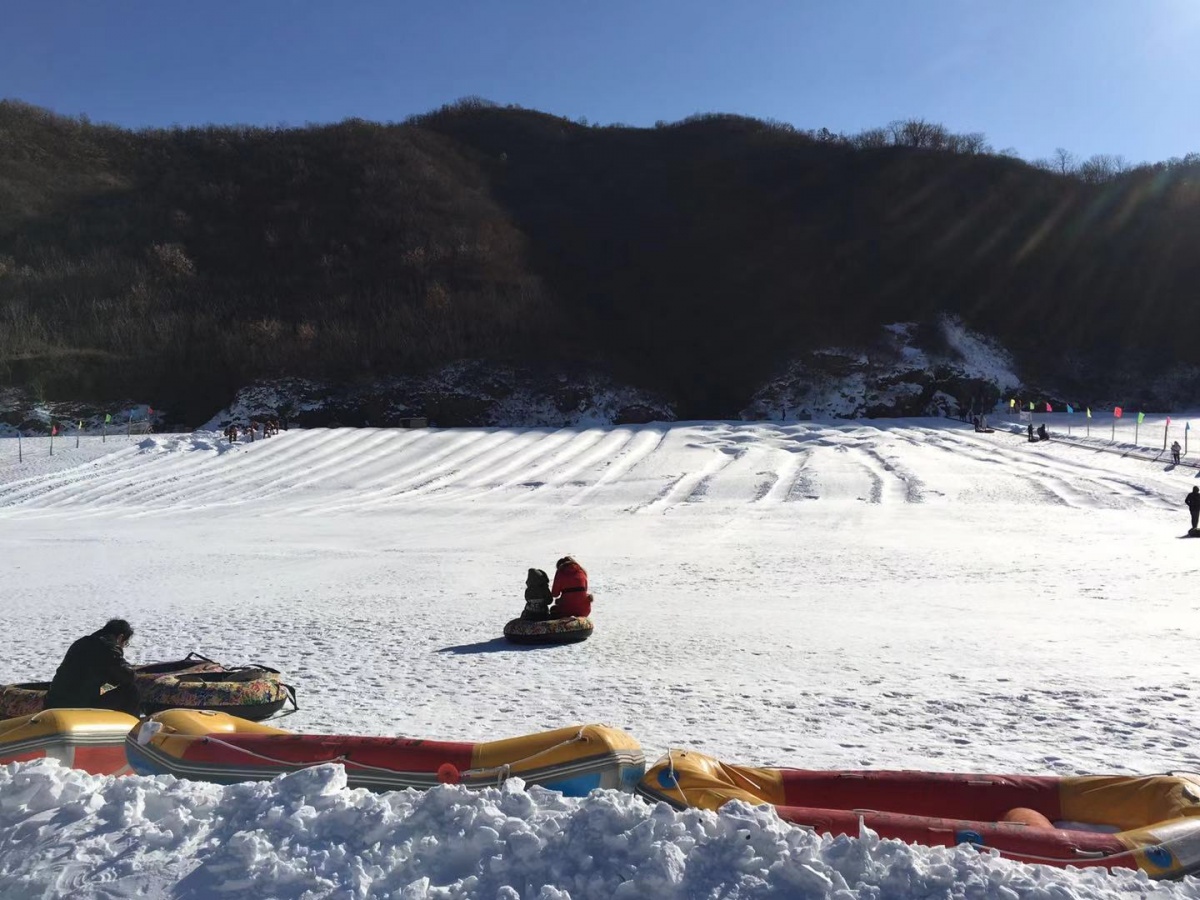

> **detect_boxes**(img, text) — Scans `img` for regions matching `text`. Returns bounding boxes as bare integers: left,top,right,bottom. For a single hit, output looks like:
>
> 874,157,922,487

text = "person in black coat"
44,619,140,716
1186,488,1200,531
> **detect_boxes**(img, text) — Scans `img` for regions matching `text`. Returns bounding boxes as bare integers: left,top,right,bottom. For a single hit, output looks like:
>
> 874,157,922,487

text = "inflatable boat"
638,750,1200,878
503,616,594,645
0,709,138,775
127,709,643,795
0,655,294,721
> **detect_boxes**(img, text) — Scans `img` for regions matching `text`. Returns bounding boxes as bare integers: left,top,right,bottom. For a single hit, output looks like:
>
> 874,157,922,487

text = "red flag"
1114,407,1123,418
1167,416,1172,426
1045,402,1052,412
51,424,57,436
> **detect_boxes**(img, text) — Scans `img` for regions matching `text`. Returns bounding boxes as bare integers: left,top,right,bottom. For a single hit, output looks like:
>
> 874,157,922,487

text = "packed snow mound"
203,363,675,431
745,319,1023,420
0,760,1176,900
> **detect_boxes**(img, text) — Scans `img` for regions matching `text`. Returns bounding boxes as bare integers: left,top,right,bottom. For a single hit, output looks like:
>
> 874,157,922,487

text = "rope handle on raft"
139,723,588,786
282,683,298,711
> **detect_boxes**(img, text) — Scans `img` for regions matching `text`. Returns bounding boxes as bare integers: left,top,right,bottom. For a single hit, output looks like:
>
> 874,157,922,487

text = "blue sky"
4,0,1197,164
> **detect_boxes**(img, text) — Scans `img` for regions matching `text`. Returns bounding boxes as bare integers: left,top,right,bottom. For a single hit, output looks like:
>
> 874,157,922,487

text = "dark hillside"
2,98,1199,422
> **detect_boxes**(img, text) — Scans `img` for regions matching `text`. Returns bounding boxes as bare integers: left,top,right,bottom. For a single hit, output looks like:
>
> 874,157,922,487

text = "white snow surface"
2,419,1200,898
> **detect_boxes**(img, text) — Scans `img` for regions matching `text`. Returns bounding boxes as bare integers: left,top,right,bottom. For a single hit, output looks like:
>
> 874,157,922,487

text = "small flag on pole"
51,423,57,436
77,420,82,430
1045,402,1053,412
1009,398,1015,409
1137,411,1146,424
1114,407,1123,419
1167,417,1172,426
1028,401,1034,411
1066,404,1074,414
1086,407,1092,418
105,413,112,424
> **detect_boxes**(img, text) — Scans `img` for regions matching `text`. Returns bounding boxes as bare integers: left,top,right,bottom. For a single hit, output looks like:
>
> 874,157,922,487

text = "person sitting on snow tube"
1037,423,1049,441
550,556,592,618
44,618,140,716
520,568,553,622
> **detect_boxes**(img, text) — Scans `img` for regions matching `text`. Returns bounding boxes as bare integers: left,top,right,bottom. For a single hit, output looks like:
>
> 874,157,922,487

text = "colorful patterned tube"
503,616,594,645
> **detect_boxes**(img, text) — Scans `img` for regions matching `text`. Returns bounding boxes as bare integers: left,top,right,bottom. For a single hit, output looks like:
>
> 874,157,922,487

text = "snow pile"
745,318,1022,420
0,760,1172,900
204,363,675,431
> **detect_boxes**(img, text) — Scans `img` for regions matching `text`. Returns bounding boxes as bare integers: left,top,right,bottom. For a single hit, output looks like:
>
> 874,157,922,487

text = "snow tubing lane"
140,669,296,721
503,616,594,645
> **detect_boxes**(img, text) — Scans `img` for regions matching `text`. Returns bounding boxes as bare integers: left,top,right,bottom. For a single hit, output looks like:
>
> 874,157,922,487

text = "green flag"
77,420,82,430
1137,411,1146,424
1028,401,1034,411
105,413,112,424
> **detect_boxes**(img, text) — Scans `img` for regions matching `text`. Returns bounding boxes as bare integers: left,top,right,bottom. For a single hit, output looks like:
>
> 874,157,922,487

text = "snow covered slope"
2,420,1198,898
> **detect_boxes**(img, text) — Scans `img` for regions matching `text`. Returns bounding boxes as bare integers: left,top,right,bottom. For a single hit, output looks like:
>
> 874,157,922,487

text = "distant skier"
550,556,592,619
1027,423,1035,442
1187,487,1200,531
1172,441,1182,465
1037,423,1049,441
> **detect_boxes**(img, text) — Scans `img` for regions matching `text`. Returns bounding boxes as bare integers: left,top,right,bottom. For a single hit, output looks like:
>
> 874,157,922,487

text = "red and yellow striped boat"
639,749,1200,879
0,709,138,775
127,709,644,795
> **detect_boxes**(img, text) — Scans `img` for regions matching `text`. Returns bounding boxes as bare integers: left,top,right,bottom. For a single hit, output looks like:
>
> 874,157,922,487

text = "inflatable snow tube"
0,653,242,718
639,749,1200,879
140,668,296,721
503,616,594,645
1,708,138,774
0,682,52,720
127,710,645,795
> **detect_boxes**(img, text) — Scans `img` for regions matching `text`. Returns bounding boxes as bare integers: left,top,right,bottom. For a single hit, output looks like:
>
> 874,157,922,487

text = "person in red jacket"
550,556,592,618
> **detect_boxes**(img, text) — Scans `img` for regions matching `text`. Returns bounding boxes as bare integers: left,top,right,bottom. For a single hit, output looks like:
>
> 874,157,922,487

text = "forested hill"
2,97,1199,423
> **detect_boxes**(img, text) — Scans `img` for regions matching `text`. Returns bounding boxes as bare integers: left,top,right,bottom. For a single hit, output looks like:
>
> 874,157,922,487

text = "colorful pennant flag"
1066,404,1075,414
1028,401,1034,411
1114,407,1123,419
77,420,82,429
50,423,57,436
1167,417,1172,426
1045,402,1053,412
104,413,112,424
1009,398,1015,409
1137,411,1146,424
1086,407,1092,418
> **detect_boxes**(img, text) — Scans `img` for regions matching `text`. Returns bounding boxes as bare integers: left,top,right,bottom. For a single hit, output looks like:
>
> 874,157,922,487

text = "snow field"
2,420,1199,898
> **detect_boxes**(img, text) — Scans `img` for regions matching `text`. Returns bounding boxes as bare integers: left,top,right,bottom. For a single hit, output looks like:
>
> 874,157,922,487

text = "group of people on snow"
223,418,283,443
520,556,591,622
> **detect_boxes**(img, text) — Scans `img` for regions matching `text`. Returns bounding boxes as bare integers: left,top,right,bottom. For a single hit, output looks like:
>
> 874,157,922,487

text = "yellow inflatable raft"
127,709,644,795
0,709,138,775
640,749,1200,878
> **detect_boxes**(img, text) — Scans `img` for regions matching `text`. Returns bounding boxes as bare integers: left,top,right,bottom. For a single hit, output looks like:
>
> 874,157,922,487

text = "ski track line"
517,429,637,504
0,444,155,506
305,430,521,516
778,449,819,502
846,445,889,504
116,429,350,513
632,445,742,514
928,432,1144,509
566,428,668,507
333,430,531,513
54,438,275,512
0,443,138,495
221,428,407,507
0,446,176,511
860,444,928,503
122,429,351,511
267,430,433,515
464,428,615,502
423,430,581,500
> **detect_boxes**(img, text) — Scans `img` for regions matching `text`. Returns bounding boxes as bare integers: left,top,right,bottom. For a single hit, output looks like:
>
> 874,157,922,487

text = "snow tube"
0,709,138,775
503,616,594,645
126,710,645,795
1,657,293,721
639,749,1200,879
140,668,296,721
